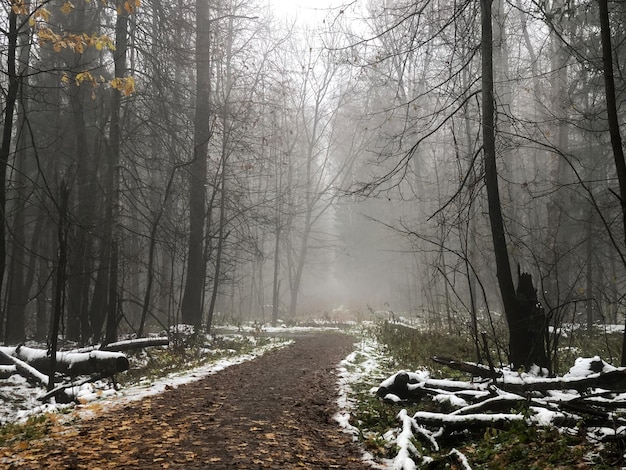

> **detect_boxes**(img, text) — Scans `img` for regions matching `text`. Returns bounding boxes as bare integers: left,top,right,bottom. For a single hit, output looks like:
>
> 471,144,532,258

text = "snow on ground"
334,323,626,469
0,334,291,426
334,331,393,469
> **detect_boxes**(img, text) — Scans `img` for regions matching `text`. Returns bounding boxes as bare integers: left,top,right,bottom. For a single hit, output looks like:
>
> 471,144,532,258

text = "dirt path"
1,333,374,469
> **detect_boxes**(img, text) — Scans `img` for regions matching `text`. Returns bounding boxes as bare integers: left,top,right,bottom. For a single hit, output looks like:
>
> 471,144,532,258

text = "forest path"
1,333,374,469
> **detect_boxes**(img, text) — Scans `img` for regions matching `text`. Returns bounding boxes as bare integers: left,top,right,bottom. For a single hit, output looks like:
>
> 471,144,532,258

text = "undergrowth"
351,321,626,469
0,415,53,447
120,333,274,385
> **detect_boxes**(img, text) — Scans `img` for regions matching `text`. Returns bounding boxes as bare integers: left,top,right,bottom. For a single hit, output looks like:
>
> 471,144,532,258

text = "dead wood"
430,356,626,393
432,355,503,378
0,364,16,379
0,348,49,386
13,346,129,377
38,374,105,402
101,337,169,352
414,410,524,430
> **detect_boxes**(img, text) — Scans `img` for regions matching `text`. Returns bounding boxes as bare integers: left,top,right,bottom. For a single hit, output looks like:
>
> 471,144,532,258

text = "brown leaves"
1,334,372,469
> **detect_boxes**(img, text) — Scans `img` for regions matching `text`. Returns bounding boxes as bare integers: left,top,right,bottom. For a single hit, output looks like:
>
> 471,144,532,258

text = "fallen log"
13,346,129,377
432,356,502,379
0,349,49,387
101,337,169,352
0,364,16,379
495,370,626,394
430,356,626,393
69,337,169,354
414,410,524,430
38,374,105,402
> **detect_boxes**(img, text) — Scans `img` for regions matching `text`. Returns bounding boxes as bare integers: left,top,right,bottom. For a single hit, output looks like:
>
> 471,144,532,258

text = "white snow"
1,335,291,425
565,356,617,378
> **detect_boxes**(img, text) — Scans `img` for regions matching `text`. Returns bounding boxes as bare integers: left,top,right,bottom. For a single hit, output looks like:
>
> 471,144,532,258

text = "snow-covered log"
414,410,525,430
101,337,169,352
432,356,502,378
0,364,17,379
377,370,490,403
0,349,49,387
69,337,169,354
37,374,104,402
13,346,129,377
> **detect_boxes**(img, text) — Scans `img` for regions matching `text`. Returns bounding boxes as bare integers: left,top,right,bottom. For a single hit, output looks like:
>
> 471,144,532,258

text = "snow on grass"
335,323,626,469
335,332,391,469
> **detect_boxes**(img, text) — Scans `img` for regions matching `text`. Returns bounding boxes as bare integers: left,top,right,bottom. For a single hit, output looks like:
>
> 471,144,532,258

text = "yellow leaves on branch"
109,76,136,96
60,73,136,98
36,28,115,54
116,0,140,14
60,1,75,14
61,72,136,97
28,7,51,26
10,0,27,15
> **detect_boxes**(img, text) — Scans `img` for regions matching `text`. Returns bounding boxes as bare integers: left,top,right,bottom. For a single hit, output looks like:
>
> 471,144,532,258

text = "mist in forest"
0,0,625,345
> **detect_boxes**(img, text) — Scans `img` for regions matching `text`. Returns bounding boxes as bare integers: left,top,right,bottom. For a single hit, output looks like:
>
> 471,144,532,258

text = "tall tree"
181,0,211,330
598,0,626,365
103,0,131,344
0,2,22,342
481,0,547,370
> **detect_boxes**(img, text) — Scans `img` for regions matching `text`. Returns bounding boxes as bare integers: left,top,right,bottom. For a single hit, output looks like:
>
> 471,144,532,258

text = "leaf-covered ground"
0,333,372,469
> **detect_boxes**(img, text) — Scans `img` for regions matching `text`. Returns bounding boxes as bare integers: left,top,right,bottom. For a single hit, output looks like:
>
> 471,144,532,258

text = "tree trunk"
181,0,210,331
48,184,69,391
271,226,281,327
104,4,129,345
481,0,517,357
4,22,33,344
482,0,548,370
0,10,20,343
598,0,626,366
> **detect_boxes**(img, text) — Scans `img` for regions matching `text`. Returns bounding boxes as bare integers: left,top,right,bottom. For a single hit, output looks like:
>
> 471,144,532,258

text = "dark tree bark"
181,0,210,331
104,3,129,345
481,0,517,360
0,10,20,343
48,184,69,392
598,0,626,366
513,271,549,371
66,1,97,345
481,0,547,370
4,23,32,345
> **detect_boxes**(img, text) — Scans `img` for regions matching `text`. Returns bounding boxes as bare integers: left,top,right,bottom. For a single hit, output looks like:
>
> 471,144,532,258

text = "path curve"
1,333,373,469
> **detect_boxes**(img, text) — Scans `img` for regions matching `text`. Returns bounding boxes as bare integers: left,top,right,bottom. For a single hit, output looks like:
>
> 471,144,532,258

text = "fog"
0,0,624,344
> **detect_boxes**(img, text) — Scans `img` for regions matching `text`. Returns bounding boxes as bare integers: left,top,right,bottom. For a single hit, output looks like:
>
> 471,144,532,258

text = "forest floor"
0,332,374,469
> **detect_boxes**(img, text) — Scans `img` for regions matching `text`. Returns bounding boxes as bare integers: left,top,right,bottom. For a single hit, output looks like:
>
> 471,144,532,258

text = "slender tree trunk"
271,225,281,326
48,184,69,392
0,10,19,342
181,0,210,330
104,5,128,345
483,0,548,370
482,0,521,368
481,0,517,327
66,1,96,345
4,22,33,344
138,164,181,337
598,0,626,366
35,224,50,342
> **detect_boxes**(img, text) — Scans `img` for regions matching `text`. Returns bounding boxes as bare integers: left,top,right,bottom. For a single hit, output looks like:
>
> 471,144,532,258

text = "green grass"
0,415,54,447
350,321,626,468
120,333,275,385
